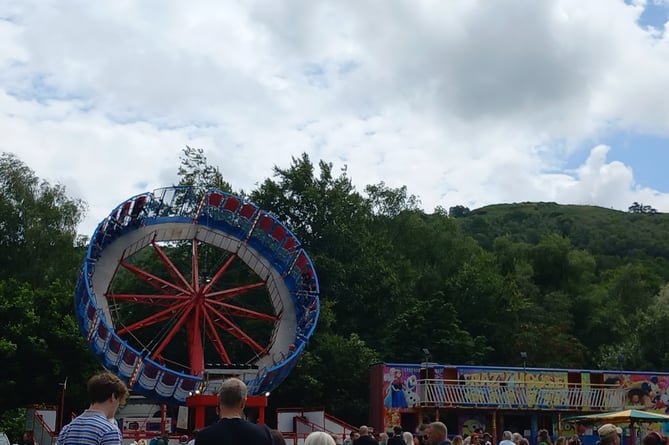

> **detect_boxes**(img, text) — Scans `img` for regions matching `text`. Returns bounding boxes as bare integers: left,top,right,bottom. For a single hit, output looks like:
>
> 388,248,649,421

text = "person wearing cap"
597,424,622,445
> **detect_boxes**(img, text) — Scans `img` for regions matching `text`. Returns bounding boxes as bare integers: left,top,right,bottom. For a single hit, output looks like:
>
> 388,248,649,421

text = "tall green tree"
0,153,95,422
0,153,86,287
177,146,232,192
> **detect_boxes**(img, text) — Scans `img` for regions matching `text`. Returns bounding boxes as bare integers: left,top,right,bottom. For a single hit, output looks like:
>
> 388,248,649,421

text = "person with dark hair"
270,429,287,445
389,427,405,445
537,430,553,445
22,432,38,445
643,431,668,445
344,431,361,445
195,378,272,445
416,425,430,445
56,372,129,445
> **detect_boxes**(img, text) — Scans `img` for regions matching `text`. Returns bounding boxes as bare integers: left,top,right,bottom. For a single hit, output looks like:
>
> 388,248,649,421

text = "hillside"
457,202,669,280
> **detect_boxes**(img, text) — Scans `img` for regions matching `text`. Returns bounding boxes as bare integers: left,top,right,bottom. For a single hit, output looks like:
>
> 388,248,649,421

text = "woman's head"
305,431,336,445
643,432,668,445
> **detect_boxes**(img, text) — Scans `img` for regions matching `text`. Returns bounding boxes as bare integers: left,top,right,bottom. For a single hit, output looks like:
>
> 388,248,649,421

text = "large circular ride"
74,186,320,404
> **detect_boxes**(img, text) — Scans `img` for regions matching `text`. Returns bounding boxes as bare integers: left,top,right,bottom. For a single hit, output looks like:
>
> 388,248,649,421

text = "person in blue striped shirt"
57,372,129,445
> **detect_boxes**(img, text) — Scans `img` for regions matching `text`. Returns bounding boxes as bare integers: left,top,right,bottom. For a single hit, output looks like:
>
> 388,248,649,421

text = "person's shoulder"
242,420,272,436
194,422,220,442
237,420,272,444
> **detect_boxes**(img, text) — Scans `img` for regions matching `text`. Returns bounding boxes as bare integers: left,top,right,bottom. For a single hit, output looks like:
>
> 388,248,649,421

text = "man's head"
218,377,248,411
417,424,429,445
427,422,448,445
359,426,370,437
395,426,403,436
350,431,360,441
503,432,513,441
87,371,128,417
598,424,622,445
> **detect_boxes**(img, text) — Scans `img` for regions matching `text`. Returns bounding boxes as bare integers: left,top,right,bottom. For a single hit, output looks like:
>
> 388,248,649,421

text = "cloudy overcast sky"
2,0,669,237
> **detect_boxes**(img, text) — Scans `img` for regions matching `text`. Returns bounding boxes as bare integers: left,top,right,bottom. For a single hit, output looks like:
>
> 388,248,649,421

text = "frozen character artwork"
404,375,420,407
384,368,408,408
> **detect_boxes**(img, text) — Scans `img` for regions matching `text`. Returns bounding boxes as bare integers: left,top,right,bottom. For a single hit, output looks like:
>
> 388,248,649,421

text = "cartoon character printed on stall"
652,377,669,413
627,380,653,408
384,368,408,408
404,374,420,407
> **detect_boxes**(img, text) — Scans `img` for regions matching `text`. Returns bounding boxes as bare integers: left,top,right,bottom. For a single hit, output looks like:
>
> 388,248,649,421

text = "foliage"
5,149,669,428
628,202,657,214
0,408,26,444
448,205,471,218
0,153,86,287
177,146,232,193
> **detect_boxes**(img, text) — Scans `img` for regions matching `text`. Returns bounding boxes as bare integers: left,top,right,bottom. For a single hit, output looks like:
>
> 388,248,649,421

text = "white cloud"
2,0,669,237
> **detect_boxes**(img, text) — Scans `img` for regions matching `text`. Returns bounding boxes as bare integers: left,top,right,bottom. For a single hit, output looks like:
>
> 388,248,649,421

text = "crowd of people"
52,371,669,445
326,423,669,445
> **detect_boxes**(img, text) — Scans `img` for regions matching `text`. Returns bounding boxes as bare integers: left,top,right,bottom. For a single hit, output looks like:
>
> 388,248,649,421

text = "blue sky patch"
567,131,668,192
637,1,669,30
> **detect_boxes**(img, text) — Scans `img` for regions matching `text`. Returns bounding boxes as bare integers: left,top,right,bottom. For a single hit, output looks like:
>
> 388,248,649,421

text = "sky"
2,0,669,237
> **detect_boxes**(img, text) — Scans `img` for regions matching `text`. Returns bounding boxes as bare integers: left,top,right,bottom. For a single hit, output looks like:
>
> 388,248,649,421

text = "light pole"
520,352,527,382
422,348,431,367
59,377,68,432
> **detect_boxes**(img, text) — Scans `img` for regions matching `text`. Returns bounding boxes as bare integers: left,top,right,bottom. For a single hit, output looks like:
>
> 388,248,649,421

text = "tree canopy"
2,150,669,436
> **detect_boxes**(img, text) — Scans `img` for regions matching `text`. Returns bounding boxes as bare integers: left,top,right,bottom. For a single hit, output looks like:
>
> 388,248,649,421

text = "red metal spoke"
108,293,191,303
186,304,204,376
201,253,237,294
192,239,200,293
150,303,196,360
116,300,190,335
203,309,232,364
205,281,266,301
205,302,266,354
151,239,193,293
208,300,278,321
121,260,189,295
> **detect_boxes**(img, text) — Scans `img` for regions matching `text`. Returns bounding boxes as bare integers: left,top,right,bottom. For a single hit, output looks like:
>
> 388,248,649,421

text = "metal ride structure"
74,186,320,405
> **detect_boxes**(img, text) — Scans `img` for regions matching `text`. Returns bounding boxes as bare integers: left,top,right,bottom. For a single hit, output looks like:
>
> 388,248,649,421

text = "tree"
364,182,420,217
177,146,232,192
0,153,96,416
448,205,471,218
628,202,658,214
271,331,379,425
0,153,86,287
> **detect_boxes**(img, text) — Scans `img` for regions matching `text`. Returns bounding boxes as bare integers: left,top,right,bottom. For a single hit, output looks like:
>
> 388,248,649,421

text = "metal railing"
417,379,626,410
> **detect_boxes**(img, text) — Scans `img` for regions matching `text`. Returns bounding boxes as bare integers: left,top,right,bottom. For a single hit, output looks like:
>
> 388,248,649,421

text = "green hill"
457,202,669,280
